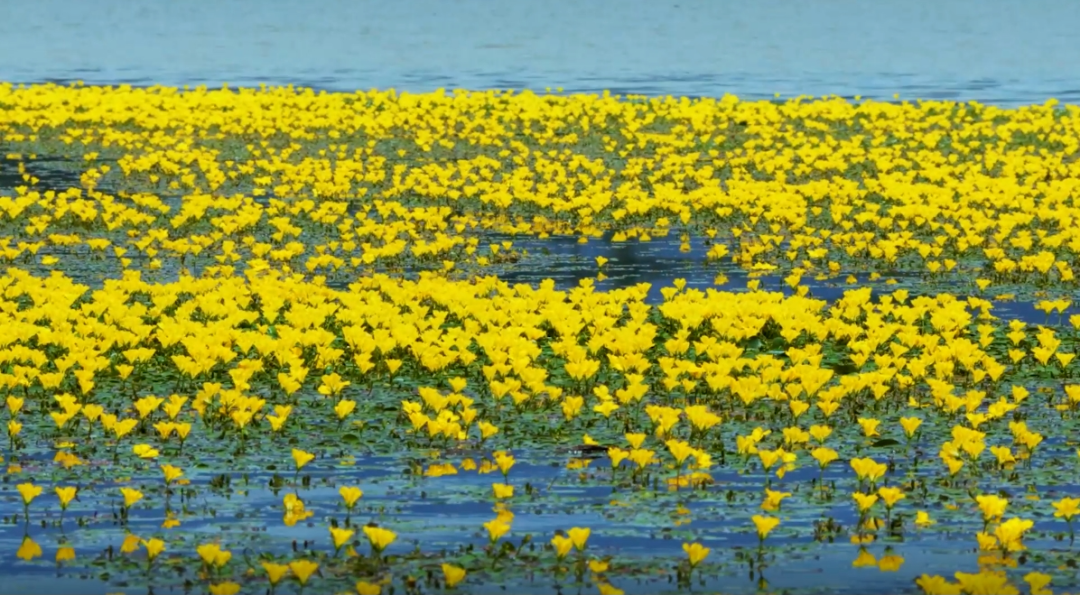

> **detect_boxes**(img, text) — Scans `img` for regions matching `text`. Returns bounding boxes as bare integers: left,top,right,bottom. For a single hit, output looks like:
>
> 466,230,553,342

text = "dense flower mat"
0,83,1079,594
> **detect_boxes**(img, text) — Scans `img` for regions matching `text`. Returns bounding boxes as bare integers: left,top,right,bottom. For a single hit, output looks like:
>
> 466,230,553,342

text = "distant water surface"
1,0,1079,104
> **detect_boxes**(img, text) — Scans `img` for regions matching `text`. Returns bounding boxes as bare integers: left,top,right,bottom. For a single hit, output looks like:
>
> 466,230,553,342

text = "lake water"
2,0,1080,106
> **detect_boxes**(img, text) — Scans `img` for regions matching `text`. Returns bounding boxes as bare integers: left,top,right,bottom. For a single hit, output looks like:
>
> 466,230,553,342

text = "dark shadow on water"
486,231,1050,323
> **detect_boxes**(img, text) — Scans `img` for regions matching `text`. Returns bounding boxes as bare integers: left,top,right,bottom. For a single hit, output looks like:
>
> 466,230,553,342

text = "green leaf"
341,433,361,445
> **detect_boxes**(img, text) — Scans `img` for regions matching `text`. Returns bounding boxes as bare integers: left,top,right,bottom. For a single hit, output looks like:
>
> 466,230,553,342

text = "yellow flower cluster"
1,83,1079,594
1,84,1079,299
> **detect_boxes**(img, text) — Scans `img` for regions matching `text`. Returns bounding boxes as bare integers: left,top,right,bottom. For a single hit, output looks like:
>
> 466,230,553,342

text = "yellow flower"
17,482,42,505
330,526,355,550
291,448,315,471
914,511,935,527
317,372,350,397
994,517,1033,552
568,526,591,551
990,446,1015,467
1052,496,1080,520
607,447,630,469
684,406,721,431
976,494,1008,523
561,397,584,420
356,581,382,595
628,448,655,470
334,399,357,420
132,443,159,459
758,449,781,470
267,411,289,432
1023,572,1053,595
208,582,241,595
6,396,24,415
141,538,165,561
850,457,887,484
161,464,184,485
594,400,619,417
552,534,574,560
120,487,144,509
761,489,791,512
442,563,467,588
808,424,832,443
339,485,364,509
484,519,511,543
899,417,922,438
197,543,232,568
120,534,141,554
682,542,710,568
811,447,838,468
752,515,780,540
877,486,905,509
288,559,319,586
665,439,695,465
478,421,499,440
362,525,397,554
262,561,290,585
980,533,1002,552
857,417,881,437
853,492,879,513
493,451,515,476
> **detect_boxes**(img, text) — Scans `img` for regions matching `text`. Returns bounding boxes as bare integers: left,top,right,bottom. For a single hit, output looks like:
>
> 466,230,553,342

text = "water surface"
2,0,1079,105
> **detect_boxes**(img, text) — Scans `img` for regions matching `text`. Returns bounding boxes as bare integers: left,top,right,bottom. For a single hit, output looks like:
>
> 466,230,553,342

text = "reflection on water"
2,0,1079,106
0,453,997,595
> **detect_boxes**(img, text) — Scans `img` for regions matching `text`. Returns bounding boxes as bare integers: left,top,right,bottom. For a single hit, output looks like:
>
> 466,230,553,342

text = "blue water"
2,0,1079,106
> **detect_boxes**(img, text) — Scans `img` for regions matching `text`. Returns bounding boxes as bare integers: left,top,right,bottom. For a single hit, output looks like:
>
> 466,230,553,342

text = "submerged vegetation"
1,82,1080,593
